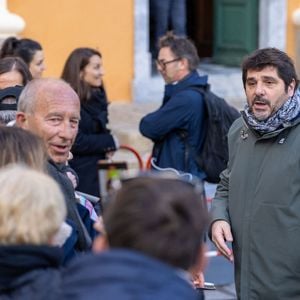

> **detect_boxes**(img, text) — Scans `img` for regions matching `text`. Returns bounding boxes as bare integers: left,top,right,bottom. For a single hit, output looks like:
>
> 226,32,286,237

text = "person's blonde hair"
0,164,66,245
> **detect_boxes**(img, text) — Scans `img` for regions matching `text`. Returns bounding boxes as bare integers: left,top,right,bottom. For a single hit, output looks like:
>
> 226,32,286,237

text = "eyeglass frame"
155,57,181,70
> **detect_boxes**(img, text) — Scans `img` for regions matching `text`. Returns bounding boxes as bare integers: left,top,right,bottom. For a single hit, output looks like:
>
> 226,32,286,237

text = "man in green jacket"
211,48,300,299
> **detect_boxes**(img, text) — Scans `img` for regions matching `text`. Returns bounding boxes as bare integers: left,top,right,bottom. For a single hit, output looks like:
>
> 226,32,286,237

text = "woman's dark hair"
61,47,102,103
0,57,32,85
0,37,42,65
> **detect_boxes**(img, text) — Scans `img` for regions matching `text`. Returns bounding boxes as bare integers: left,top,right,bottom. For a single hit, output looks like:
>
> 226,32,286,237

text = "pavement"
204,284,237,300
109,63,242,299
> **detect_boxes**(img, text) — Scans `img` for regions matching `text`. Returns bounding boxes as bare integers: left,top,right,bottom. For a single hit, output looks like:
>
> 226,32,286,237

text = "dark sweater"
70,88,116,197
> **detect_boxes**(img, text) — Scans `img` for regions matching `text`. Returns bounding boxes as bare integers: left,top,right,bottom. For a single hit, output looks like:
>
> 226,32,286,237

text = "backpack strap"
177,129,189,172
176,85,209,172
177,129,201,173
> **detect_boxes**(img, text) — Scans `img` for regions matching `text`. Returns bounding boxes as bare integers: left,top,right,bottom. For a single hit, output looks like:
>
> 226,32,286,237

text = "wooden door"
213,0,258,66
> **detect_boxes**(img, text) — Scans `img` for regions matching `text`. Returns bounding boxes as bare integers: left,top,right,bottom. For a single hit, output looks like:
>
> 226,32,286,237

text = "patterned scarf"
243,88,300,133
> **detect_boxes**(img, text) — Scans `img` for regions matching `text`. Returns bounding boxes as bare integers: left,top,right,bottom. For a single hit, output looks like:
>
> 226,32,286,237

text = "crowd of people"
1,31,300,300
0,35,208,300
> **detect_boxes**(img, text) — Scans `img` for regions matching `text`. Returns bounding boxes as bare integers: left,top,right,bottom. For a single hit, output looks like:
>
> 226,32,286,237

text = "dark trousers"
150,0,187,58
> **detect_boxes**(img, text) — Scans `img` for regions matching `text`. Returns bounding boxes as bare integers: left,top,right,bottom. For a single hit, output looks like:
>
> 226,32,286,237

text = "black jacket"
0,245,63,300
70,88,116,196
47,160,93,257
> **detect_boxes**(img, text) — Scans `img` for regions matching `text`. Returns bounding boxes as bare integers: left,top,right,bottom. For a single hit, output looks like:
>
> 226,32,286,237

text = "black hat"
0,85,23,111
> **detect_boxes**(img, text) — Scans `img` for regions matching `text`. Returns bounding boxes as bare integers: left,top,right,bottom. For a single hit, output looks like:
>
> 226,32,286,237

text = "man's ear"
180,57,189,70
15,112,28,129
92,234,109,253
288,78,296,97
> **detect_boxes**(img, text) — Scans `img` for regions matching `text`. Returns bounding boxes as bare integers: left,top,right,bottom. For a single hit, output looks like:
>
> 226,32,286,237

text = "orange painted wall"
8,0,134,102
286,0,300,60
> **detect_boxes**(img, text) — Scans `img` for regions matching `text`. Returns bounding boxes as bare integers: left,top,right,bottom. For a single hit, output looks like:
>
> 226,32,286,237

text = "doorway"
187,0,213,60
188,0,259,66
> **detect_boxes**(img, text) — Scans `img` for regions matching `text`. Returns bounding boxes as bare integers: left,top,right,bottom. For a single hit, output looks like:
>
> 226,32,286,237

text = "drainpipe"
292,8,300,77
0,0,25,45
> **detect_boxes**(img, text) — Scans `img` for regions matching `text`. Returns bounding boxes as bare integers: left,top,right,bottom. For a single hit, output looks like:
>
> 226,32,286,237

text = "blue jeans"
150,0,187,57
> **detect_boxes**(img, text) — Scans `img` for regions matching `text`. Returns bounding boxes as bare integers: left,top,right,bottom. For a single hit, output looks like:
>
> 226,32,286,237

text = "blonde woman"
0,165,66,299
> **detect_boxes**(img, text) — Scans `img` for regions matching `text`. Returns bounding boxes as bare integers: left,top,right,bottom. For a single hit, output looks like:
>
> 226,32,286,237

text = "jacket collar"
0,245,62,290
241,111,300,139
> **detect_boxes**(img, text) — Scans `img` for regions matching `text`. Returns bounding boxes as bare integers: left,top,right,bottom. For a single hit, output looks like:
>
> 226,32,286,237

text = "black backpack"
179,84,240,183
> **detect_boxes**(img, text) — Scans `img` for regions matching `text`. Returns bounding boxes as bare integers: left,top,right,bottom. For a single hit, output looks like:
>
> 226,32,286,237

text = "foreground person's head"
94,175,209,272
0,164,66,245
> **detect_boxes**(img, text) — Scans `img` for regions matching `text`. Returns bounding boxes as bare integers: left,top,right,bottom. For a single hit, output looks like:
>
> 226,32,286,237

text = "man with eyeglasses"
140,32,208,179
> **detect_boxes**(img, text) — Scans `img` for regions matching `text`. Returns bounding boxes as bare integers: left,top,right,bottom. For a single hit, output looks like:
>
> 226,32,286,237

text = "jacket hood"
164,71,208,99
0,245,62,290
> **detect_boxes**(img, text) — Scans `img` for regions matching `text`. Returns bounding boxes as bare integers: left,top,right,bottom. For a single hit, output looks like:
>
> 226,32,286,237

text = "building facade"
6,0,300,102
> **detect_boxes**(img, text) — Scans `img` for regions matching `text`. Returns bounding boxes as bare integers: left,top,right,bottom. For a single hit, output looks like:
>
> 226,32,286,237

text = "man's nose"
58,121,77,139
255,82,265,96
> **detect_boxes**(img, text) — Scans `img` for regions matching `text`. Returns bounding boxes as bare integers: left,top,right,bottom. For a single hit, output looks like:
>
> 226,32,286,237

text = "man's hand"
211,220,234,262
192,272,205,288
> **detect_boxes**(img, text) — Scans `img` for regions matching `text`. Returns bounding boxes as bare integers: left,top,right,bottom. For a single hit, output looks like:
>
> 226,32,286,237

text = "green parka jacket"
212,115,300,300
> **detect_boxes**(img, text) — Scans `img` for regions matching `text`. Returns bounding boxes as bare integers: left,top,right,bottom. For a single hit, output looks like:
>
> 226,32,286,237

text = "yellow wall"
286,0,300,60
8,0,134,102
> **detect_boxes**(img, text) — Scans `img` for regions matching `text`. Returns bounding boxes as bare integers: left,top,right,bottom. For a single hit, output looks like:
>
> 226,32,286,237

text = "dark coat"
212,116,300,299
0,245,63,300
140,71,207,179
70,88,116,197
63,249,203,300
47,160,94,261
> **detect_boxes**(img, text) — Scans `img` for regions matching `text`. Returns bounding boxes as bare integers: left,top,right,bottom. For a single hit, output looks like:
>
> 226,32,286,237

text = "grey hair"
17,78,75,114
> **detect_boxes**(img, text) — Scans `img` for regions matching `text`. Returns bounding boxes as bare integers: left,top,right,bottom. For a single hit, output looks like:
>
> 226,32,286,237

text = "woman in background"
0,126,46,170
61,47,117,197
0,56,32,88
0,57,32,124
0,37,46,78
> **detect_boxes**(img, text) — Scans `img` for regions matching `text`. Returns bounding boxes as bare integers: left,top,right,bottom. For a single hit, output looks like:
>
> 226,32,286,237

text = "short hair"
17,78,77,114
103,176,209,270
0,164,66,245
158,32,199,71
0,37,42,65
0,56,32,85
61,47,102,102
0,126,47,171
242,47,299,92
